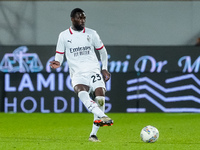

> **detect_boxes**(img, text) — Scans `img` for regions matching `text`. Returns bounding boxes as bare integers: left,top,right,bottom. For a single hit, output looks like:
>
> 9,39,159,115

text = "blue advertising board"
0,46,200,113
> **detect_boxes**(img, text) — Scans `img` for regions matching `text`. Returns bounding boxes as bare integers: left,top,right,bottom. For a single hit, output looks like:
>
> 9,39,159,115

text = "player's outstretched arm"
49,61,61,69
101,69,110,82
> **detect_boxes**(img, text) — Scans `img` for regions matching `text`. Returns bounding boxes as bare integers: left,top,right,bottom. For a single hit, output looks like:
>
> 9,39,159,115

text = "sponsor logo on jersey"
69,46,91,53
69,46,91,57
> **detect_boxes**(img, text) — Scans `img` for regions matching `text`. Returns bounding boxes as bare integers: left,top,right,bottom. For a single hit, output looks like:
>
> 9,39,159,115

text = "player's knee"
94,87,105,96
95,96,105,107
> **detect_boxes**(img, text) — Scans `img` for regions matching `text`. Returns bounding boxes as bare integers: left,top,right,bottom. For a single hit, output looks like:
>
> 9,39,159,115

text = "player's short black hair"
70,8,85,18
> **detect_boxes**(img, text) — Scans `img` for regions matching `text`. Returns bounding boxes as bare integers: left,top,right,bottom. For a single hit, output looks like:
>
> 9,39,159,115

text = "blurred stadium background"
1,1,200,149
0,0,200,113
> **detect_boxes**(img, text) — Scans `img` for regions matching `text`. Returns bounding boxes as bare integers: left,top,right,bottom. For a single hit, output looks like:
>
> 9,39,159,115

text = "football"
140,125,159,143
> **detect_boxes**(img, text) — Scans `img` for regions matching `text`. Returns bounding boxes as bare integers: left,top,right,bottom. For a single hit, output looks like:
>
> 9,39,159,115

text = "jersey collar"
69,27,85,34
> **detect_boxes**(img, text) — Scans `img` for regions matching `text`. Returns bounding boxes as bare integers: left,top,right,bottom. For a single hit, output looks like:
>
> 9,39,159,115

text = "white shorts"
71,71,106,93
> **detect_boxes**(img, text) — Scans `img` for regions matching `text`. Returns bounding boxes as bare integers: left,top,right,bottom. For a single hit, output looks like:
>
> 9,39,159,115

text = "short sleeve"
93,31,104,50
56,33,65,54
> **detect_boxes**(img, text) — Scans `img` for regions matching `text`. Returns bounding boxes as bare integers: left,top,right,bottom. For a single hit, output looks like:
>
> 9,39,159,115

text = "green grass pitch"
0,113,200,150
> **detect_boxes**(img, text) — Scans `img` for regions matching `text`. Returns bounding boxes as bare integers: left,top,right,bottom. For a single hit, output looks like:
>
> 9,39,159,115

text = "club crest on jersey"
87,35,91,42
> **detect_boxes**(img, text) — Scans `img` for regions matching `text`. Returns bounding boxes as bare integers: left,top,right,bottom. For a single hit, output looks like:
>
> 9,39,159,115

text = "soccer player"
49,8,113,142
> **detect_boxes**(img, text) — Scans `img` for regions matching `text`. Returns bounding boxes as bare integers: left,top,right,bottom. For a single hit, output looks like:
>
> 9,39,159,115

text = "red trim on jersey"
69,28,73,34
69,27,85,34
56,51,64,54
96,45,104,50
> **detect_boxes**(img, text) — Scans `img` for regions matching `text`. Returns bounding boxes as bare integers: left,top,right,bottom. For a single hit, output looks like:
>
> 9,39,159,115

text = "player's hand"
101,69,111,82
49,61,60,69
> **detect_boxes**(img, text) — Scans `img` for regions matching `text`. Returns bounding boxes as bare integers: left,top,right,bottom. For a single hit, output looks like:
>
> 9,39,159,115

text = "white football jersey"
56,27,104,77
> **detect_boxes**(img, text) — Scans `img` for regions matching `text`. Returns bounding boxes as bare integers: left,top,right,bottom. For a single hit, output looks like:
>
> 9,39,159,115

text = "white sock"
95,96,105,112
90,96,105,136
90,124,100,136
78,91,106,118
